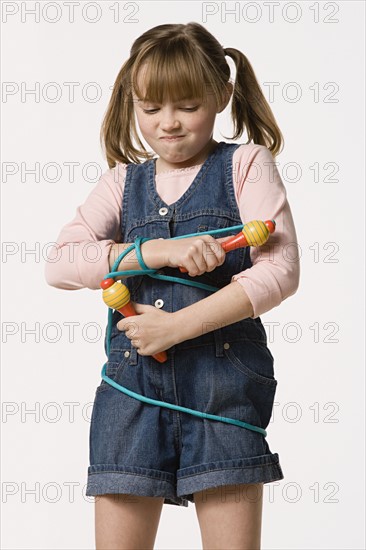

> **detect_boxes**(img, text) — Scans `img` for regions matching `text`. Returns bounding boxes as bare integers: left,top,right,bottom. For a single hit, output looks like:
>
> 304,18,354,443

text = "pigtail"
224,47,284,157
100,58,154,168
99,74,128,168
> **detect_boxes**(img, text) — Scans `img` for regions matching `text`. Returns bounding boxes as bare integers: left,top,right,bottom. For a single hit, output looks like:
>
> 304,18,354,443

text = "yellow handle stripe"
243,220,269,247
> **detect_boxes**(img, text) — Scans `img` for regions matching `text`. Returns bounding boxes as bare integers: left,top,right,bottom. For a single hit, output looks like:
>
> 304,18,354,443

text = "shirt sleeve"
231,144,300,319
44,164,126,290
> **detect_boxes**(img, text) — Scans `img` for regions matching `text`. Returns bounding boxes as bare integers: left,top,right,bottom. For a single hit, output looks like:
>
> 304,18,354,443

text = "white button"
124,351,130,357
223,343,230,350
159,207,168,216
154,299,164,308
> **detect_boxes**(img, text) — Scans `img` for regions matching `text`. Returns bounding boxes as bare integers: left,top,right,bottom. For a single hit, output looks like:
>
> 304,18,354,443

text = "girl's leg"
194,482,264,550
95,493,164,550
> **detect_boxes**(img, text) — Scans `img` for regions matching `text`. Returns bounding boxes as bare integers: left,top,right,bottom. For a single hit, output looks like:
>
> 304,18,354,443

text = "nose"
159,107,181,132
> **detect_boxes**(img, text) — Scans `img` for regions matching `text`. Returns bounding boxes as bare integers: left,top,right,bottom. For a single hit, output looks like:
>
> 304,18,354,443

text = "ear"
217,82,233,113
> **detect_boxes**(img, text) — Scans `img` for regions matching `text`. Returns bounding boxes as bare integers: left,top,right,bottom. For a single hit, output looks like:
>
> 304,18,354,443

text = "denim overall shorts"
86,141,284,507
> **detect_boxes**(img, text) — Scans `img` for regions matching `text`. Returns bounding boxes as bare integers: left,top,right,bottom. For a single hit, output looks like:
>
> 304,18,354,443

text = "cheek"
142,122,156,138
188,113,216,132
135,112,153,134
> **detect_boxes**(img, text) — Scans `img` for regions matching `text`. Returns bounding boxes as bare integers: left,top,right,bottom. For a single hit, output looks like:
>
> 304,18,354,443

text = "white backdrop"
1,1,365,549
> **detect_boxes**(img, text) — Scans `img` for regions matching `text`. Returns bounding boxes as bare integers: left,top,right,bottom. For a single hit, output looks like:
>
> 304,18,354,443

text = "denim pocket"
96,349,131,394
224,340,277,388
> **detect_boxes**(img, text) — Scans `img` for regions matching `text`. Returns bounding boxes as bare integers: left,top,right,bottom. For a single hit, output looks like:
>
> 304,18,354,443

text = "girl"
45,22,300,550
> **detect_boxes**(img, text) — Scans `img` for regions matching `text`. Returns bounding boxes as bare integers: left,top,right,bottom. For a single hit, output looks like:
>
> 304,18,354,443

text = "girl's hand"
162,235,231,276
117,302,177,356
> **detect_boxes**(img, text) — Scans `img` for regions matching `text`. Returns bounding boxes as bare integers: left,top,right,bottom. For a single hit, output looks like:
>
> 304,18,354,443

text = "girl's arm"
43,162,227,288
109,240,167,273
110,234,231,277
171,280,254,345
230,144,300,319
170,144,300,343
44,166,123,289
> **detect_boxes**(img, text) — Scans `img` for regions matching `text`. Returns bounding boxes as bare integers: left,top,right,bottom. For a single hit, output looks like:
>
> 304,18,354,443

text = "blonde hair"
100,22,284,168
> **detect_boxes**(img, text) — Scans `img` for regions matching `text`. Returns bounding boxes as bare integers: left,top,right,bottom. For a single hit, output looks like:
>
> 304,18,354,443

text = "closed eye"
142,106,199,114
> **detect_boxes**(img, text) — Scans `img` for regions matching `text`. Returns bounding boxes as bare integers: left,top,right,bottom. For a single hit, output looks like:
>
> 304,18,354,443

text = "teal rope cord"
100,225,268,438
100,362,266,435
134,235,150,270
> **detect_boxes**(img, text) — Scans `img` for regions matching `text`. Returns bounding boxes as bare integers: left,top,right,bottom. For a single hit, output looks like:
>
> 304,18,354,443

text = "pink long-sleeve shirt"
45,143,300,319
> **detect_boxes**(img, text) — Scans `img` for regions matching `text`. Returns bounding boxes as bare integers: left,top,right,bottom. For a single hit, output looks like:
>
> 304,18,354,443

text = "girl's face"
132,67,230,172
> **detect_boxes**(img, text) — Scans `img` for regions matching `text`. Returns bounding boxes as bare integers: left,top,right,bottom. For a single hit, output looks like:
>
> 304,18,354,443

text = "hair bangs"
132,46,217,105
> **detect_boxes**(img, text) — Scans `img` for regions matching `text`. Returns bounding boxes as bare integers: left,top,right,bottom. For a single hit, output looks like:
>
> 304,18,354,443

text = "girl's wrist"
141,238,166,270
107,239,168,274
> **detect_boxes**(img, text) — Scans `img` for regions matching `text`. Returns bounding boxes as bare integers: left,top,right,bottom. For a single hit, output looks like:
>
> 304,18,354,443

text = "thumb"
216,235,234,243
130,301,154,313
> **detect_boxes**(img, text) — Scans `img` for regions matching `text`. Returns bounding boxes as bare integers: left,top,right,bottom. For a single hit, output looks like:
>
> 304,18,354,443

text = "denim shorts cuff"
177,453,284,498
86,465,189,507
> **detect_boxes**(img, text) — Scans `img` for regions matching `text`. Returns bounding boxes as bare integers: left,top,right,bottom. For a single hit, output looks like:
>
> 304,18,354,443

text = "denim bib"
107,140,269,349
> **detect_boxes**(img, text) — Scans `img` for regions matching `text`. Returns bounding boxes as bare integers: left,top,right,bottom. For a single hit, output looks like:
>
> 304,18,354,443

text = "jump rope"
99,220,276,438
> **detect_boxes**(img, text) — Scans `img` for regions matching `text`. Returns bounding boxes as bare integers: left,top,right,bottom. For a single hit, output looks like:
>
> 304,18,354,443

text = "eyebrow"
137,97,200,104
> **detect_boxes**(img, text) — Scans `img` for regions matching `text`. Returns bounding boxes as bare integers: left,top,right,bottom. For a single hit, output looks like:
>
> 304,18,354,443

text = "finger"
117,321,128,332
181,242,203,276
203,240,218,270
193,239,210,274
217,235,234,242
185,244,207,277
134,303,155,312
188,258,204,276
216,242,226,266
120,320,140,337
204,240,225,271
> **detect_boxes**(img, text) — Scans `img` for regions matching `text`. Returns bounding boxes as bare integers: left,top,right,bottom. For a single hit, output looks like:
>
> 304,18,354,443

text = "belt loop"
214,328,224,357
129,346,138,366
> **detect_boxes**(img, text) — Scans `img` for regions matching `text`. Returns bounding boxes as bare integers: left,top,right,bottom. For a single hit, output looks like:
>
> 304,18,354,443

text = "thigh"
194,483,264,550
95,493,164,550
